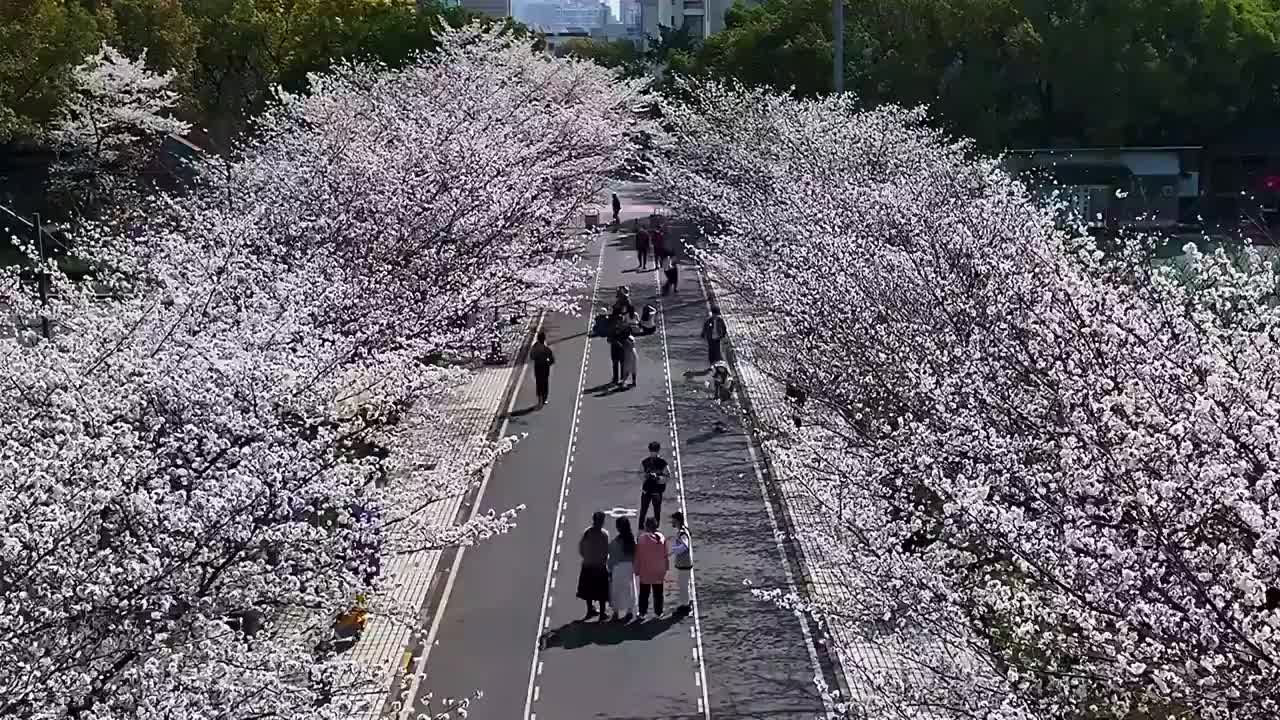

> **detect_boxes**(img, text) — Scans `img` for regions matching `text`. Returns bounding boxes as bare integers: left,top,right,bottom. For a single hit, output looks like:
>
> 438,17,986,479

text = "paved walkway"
692,225,953,715
403,191,833,719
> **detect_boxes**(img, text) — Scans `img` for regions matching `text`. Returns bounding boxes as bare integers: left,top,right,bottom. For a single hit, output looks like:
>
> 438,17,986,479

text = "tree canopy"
690,0,1280,149
0,0,520,147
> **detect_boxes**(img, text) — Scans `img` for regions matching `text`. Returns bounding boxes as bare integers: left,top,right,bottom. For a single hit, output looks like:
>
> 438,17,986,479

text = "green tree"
182,0,512,145
690,0,1280,149
695,0,834,97
0,0,100,143
556,37,647,78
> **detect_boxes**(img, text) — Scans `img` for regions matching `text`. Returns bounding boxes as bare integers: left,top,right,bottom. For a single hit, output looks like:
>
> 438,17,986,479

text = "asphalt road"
409,194,830,720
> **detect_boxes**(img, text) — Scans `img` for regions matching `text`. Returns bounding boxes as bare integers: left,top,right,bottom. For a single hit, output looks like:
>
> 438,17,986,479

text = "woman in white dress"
621,324,638,387
608,516,638,621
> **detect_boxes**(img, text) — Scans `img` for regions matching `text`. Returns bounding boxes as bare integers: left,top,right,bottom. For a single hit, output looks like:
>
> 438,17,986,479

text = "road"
404,187,832,720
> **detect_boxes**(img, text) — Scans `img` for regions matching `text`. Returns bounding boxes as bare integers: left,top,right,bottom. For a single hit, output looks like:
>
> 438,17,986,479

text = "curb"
364,316,542,720
694,265,853,709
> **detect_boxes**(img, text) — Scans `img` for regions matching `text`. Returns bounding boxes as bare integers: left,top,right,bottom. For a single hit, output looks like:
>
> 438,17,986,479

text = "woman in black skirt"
577,510,611,619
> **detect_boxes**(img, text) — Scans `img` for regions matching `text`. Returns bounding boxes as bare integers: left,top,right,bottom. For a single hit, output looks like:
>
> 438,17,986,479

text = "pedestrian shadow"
500,405,540,420
584,381,633,397
540,613,683,650
682,368,712,379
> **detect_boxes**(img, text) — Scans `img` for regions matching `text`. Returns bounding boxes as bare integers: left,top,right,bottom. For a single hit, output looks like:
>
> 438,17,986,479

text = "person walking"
668,511,693,615
608,517,638,621
638,441,669,528
701,305,728,367
577,511,611,620
611,192,622,225
635,226,651,269
634,517,668,618
530,330,554,407
661,253,680,296
651,220,666,265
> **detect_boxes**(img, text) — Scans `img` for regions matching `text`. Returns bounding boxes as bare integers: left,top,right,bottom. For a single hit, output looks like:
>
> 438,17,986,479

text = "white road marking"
397,312,546,720
523,237,606,718
656,268,712,720
694,271,836,716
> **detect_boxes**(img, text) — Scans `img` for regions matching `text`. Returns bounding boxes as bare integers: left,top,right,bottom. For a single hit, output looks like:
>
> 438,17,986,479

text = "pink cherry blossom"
0,25,650,719
652,78,1280,719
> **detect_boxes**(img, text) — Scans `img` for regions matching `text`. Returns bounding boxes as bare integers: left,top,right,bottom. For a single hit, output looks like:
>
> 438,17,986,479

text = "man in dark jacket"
701,305,728,366
638,441,669,528
530,330,554,407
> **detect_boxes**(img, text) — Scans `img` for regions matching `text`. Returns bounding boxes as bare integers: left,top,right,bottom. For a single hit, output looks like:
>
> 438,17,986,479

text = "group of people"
601,286,656,388
577,441,694,622
631,216,680,296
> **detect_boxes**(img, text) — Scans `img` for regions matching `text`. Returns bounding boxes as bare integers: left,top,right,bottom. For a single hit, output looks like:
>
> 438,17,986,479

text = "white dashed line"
656,269,712,720
523,236,606,719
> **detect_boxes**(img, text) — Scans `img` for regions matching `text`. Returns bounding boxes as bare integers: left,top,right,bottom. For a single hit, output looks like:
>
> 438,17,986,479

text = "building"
1005,147,1201,231
454,0,510,18
618,0,641,27
1200,129,1280,238
1008,136,1280,241
540,27,593,54
639,0,738,43
520,0,609,31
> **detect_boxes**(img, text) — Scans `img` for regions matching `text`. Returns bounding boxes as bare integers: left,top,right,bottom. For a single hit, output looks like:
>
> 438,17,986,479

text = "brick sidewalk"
345,322,533,720
699,267,950,716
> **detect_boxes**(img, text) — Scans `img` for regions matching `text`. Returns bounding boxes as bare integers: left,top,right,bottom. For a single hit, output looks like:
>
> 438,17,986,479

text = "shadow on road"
541,613,685,650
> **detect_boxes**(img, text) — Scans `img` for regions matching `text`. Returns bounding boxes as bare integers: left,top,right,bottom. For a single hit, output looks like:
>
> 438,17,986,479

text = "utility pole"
33,212,50,340
833,0,844,93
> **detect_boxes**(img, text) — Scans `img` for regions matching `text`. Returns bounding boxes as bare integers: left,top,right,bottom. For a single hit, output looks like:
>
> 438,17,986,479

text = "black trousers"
534,367,550,402
707,339,723,365
639,491,663,528
662,266,679,294
639,583,664,615
610,343,623,382
638,246,649,267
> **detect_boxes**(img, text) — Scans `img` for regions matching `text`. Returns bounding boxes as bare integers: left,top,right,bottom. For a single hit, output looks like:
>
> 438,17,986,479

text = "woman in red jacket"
633,517,669,618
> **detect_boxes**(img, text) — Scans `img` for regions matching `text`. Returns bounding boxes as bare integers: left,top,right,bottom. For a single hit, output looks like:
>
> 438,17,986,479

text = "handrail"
0,202,34,231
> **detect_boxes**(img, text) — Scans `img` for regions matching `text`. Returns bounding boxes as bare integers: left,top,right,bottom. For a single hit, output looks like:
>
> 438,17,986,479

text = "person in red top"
633,517,668,618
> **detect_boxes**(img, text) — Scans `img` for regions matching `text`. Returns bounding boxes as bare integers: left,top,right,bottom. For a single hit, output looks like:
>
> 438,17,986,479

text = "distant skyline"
512,0,622,24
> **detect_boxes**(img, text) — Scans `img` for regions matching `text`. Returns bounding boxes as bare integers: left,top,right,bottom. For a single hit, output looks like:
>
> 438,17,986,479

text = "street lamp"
33,212,50,339
833,0,844,93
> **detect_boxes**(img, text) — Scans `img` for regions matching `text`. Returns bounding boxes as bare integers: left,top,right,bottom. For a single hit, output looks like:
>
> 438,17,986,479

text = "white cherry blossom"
0,25,649,720
652,78,1280,719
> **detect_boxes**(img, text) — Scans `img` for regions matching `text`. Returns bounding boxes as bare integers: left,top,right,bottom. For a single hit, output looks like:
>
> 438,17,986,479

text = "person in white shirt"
668,511,693,615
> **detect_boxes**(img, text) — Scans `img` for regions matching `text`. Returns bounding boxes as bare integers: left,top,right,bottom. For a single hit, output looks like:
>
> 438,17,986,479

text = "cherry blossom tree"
0,25,649,720
652,79,1280,719
48,44,191,213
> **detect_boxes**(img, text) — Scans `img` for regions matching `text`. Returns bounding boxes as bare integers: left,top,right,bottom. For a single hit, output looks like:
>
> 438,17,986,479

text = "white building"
639,0,737,42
